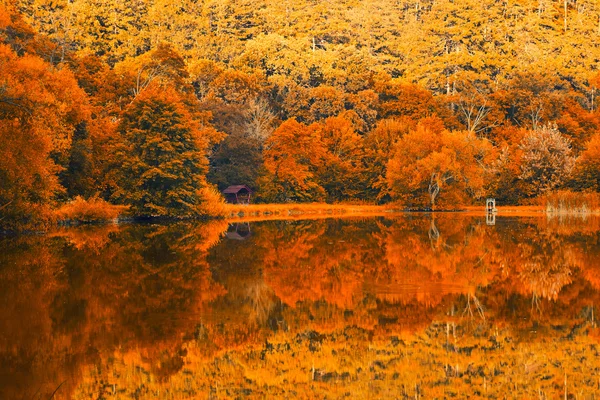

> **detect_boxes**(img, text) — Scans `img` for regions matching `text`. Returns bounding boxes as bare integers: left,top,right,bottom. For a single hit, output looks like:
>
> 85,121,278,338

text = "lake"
1,214,600,398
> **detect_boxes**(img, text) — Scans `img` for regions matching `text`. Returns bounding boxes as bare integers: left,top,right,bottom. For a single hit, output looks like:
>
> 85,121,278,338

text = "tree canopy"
2,0,600,227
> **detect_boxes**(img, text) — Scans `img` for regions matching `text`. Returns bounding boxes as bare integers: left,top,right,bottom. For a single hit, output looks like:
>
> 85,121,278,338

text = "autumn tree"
207,69,262,105
0,41,88,228
114,43,192,104
243,97,276,143
277,83,347,124
518,125,575,197
386,126,493,209
60,122,95,198
487,145,524,204
451,75,503,135
495,73,567,130
572,133,600,191
208,131,263,192
259,119,326,202
112,86,210,217
376,80,439,120
314,116,365,202
554,96,599,152
188,59,223,100
306,86,346,123
206,96,275,191
344,90,379,134
362,118,415,201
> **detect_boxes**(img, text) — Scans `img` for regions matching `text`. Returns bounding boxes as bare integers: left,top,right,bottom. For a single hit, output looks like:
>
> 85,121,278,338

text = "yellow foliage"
538,190,600,214
55,196,128,223
196,185,229,218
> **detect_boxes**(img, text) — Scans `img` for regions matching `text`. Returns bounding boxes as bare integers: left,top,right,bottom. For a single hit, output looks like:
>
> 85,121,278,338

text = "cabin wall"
225,194,238,204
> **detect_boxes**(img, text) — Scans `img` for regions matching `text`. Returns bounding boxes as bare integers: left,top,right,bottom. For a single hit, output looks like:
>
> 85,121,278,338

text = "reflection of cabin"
226,223,251,240
222,185,253,204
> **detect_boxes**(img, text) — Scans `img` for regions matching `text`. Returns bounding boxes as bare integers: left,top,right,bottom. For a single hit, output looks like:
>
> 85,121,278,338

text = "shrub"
196,185,228,217
56,196,128,223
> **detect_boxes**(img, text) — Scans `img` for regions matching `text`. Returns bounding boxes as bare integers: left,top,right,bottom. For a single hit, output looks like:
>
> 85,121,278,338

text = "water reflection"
1,215,600,398
225,222,252,241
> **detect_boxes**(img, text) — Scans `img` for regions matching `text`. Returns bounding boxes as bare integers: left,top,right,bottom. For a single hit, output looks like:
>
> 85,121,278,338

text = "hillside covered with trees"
2,0,600,227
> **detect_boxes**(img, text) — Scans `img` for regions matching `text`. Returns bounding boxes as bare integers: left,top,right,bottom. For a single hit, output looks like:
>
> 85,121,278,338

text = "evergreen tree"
113,86,207,217
61,122,95,198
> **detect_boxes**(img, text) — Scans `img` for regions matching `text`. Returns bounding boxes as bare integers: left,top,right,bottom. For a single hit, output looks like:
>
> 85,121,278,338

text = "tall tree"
518,125,576,197
0,40,88,228
112,86,210,217
259,119,326,202
386,126,493,209
315,116,365,202
572,133,600,191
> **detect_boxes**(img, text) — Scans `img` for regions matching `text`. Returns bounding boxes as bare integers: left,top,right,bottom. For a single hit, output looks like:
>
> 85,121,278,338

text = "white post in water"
486,198,497,226
486,198,497,214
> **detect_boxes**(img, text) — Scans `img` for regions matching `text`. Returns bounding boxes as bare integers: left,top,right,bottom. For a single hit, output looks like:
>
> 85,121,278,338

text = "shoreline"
223,203,550,222
5,204,599,235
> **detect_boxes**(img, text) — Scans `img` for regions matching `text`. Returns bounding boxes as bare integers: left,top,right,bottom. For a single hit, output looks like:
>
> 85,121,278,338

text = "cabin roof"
226,231,251,240
222,185,253,194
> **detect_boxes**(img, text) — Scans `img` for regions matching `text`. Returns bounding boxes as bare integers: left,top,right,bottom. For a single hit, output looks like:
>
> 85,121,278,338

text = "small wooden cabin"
222,185,253,204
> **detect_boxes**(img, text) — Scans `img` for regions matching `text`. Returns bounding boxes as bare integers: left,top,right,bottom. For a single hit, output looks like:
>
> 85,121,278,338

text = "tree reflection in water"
1,215,600,398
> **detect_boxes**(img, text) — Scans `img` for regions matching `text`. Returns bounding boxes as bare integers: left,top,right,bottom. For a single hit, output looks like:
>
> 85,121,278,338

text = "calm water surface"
1,215,600,398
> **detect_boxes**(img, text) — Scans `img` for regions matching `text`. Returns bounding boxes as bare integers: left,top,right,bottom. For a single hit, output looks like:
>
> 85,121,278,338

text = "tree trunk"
564,0,567,33
428,173,440,210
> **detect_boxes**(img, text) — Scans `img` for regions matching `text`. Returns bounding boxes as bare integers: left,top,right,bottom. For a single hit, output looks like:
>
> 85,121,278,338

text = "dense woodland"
2,0,600,227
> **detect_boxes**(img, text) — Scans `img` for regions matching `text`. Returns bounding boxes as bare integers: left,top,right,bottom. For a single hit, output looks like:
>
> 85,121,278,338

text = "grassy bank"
50,192,600,227
55,197,128,225
225,203,553,221
463,205,545,216
537,191,600,215
223,203,403,220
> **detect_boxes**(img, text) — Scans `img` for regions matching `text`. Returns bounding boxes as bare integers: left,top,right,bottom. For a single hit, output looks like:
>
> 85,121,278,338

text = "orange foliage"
0,42,88,228
2,215,600,397
260,119,326,202
574,133,600,191
2,0,600,220
376,80,439,119
314,116,365,201
55,196,128,223
387,126,493,209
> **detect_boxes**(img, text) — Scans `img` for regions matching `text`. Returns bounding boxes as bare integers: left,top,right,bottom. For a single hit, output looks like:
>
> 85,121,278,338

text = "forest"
1,0,600,228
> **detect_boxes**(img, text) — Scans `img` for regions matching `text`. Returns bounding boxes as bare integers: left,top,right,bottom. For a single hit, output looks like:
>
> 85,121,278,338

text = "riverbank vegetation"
55,196,128,224
538,190,600,215
2,0,600,229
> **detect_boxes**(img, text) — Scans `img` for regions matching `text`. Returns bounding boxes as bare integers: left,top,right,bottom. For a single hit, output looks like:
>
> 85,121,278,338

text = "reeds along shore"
538,191,600,216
